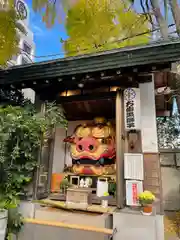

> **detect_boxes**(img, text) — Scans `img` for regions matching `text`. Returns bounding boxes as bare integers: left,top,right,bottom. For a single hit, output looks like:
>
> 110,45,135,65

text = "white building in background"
9,0,35,66
10,0,36,103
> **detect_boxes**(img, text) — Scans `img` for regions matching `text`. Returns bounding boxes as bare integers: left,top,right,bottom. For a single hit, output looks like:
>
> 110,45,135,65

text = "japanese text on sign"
126,100,135,129
126,180,143,206
124,88,141,130
132,183,138,204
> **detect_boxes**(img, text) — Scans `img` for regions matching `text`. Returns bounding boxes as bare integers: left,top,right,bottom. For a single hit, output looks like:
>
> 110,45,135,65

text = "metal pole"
115,89,125,208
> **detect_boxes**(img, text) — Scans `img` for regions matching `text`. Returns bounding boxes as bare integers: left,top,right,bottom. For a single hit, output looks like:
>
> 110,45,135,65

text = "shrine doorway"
49,91,120,206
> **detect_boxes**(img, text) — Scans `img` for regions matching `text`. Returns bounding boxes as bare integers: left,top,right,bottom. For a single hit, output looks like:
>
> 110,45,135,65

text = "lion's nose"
76,137,98,152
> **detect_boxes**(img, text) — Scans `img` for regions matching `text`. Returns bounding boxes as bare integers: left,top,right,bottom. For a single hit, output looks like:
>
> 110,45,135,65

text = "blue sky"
26,0,176,63
26,0,67,62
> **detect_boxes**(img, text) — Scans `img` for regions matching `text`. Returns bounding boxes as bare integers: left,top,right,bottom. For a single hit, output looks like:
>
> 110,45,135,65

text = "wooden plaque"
124,153,144,180
66,188,92,208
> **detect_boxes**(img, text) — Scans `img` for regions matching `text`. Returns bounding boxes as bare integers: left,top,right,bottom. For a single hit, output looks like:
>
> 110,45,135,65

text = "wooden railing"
24,218,113,235
159,148,180,168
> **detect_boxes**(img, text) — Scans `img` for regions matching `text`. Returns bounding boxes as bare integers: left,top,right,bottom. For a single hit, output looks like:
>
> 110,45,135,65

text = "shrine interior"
41,71,174,206
49,88,118,205
33,69,176,209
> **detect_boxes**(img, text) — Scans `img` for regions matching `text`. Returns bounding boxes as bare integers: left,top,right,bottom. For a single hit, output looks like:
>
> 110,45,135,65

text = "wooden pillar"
33,102,45,199
140,75,163,214
47,128,56,193
116,89,124,208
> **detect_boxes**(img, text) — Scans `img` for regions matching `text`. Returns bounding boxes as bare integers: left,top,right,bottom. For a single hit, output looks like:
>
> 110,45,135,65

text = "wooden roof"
59,72,175,120
0,40,180,91
0,40,179,118
62,98,115,121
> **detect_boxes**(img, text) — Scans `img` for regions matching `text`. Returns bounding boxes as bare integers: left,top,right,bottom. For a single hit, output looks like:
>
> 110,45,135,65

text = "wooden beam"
156,110,170,117
24,218,113,235
57,92,116,103
115,90,124,208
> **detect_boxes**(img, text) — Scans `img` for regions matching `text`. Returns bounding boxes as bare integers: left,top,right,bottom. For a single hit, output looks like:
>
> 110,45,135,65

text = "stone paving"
164,211,180,240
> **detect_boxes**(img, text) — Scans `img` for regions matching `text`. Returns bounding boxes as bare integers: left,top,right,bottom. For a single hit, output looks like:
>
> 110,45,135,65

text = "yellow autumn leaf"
0,3,25,66
63,0,150,56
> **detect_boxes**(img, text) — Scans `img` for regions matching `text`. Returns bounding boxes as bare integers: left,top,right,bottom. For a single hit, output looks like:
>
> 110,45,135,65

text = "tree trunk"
150,0,169,39
169,0,180,36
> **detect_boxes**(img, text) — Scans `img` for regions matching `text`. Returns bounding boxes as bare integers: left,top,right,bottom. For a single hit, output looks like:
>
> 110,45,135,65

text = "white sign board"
124,153,144,180
124,88,141,130
126,180,143,206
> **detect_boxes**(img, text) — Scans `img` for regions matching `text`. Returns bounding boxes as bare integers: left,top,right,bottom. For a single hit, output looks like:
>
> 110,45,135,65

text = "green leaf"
0,101,67,237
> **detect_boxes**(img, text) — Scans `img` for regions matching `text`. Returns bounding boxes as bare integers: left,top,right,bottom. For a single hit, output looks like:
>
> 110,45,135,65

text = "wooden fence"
160,149,180,211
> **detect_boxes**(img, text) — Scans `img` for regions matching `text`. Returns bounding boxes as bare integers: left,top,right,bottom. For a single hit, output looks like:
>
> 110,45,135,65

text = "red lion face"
64,118,116,175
